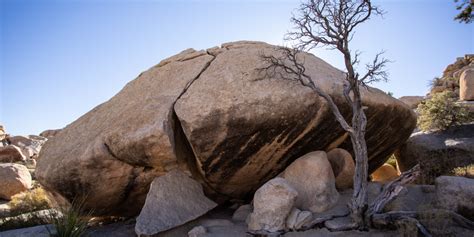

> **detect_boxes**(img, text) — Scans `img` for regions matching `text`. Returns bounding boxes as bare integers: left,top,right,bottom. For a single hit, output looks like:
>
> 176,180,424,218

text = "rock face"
398,96,424,109
36,41,416,216
135,170,217,236
435,176,474,219
371,164,399,182
460,69,474,101
0,164,32,200
327,148,354,190
248,177,297,233
39,129,62,138
282,151,339,213
396,124,474,184
0,145,26,163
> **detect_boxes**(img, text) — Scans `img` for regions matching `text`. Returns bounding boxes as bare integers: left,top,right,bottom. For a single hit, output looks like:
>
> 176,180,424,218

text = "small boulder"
248,177,297,233
134,170,217,236
371,164,399,182
232,204,252,222
282,151,339,213
0,164,32,200
0,145,26,163
188,226,206,237
460,69,474,101
327,148,355,190
435,176,474,219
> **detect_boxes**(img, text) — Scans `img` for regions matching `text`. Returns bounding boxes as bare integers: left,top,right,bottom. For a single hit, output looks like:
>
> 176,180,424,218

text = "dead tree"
259,0,388,229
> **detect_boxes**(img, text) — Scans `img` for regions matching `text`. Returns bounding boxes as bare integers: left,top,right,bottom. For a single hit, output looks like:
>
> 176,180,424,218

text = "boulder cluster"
0,126,60,200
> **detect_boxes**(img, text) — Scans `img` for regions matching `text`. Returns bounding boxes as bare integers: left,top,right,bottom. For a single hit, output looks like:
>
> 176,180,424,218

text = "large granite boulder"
396,123,474,184
36,41,416,216
460,69,474,101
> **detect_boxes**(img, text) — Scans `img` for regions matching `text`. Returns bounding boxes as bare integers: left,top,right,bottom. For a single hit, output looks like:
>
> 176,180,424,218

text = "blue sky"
1,0,473,135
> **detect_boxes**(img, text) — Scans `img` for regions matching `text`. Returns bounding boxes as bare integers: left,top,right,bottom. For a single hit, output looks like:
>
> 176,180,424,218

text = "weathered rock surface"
383,185,435,212
37,48,215,216
248,177,297,233
0,163,32,200
435,176,474,219
39,129,62,138
460,69,474,101
327,148,354,190
282,151,339,213
135,170,217,236
36,41,416,216
398,96,424,109
371,164,399,182
0,145,26,163
396,123,474,184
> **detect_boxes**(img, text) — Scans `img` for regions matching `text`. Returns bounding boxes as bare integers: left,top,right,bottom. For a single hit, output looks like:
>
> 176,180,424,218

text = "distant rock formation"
36,41,416,216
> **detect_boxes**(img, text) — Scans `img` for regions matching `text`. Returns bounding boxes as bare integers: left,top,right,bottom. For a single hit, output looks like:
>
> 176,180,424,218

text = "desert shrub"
417,91,472,132
451,164,474,178
9,187,52,216
47,199,92,237
385,154,397,169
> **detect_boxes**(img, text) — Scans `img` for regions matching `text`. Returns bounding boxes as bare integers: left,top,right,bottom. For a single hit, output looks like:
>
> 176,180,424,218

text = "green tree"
417,91,472,131
454,0,473,23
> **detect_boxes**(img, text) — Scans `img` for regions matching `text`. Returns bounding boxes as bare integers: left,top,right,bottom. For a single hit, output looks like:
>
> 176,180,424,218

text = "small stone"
188,226,206,237
294,211,312,230
232,204,252,222
286,208,301,230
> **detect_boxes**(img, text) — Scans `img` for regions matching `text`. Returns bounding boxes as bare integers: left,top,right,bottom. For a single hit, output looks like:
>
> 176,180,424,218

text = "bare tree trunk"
349,106,369,228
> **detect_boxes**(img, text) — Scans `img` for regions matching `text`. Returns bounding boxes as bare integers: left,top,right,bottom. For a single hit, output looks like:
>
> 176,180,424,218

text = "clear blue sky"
1,0,473,135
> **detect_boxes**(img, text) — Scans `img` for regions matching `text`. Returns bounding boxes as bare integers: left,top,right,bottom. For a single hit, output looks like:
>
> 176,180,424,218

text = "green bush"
47,199,92,237
417,91,472,132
